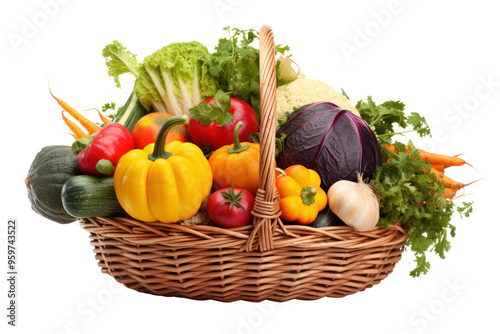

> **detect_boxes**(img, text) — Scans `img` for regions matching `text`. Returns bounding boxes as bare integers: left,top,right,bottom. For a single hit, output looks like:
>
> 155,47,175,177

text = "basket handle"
243,25,283,252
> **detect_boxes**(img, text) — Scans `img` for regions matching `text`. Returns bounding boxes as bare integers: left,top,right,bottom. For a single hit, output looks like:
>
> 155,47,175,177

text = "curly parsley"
356,96,430,146
357,97,474,277
205,26,293,121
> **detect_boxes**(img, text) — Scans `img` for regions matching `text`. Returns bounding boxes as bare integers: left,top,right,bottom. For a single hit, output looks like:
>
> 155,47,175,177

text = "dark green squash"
26,145,80,224
282,207,346,228
62,175,125,218
309,207,346,228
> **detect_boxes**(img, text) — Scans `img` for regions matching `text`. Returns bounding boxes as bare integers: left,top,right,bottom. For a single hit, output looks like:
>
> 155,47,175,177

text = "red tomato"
188,97,259,150
132,112,188,149
207,187,255,228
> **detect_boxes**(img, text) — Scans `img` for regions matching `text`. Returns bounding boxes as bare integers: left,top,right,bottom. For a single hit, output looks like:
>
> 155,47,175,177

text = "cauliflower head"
178,200,212,226
276,78,359,122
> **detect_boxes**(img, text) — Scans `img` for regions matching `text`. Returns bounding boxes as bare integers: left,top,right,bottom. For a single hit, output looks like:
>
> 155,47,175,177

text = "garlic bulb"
327,174,379,232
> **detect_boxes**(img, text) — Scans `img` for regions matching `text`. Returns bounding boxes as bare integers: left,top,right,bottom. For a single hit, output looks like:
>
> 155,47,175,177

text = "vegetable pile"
26,26,478,278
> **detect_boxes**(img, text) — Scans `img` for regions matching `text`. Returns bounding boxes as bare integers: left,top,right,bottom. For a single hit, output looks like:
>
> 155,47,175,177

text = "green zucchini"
115,90,148,132
61,175,125,218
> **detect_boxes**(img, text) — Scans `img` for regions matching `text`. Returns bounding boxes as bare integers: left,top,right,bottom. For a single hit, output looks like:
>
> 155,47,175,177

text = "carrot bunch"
49,85,111,139
386,144,477,200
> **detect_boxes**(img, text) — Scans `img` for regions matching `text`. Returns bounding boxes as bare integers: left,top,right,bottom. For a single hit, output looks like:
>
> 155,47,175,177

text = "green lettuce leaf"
135,41,217,115
102,41,140,88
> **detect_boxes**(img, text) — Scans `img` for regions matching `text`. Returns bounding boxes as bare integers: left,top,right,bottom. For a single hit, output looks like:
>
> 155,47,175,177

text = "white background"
1,0,499,333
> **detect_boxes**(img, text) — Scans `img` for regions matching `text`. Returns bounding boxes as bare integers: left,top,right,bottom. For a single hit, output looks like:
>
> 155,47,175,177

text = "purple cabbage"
276,102,381,190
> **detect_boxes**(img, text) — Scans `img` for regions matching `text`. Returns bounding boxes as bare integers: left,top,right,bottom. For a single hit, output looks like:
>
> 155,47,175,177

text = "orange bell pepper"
209,121,271,195
276,165,327,225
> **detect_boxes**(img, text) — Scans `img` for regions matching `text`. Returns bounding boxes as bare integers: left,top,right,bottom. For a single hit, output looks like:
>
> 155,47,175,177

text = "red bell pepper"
72,123,134,176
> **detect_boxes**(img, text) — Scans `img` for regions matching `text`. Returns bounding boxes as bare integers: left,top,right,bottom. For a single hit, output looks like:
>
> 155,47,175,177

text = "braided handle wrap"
243,25,283,252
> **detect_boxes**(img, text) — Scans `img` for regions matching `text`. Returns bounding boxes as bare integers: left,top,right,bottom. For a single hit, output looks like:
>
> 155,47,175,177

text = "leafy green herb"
275,44,298,87
275,43,291,55
374,142,474,277
251,106,294,156
99,102,119,124
205,27,260,118
201,146,214,159
249,132,260,144
248,132,287,157
189,90,233,126
360,96,474,277
457,201,474,218
356,96,430,146
206,26,292,121
407,112,431,138
275,133,287,157
277,110,292,128
273,108,295,156
102,102,116,113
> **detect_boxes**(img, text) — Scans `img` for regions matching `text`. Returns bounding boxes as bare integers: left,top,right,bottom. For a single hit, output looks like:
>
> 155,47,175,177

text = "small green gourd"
26,145,80,224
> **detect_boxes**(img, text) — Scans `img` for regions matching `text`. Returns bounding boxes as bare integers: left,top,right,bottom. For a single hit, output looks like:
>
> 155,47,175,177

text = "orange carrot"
62,111,88,139
432,164,445,173
386,144,470,167
49,84,101,134
429,167,444,179
385,144,400,154
85,108,112,125
444,188,457,200
428,167,481,193
439,174,480,191
416,149,466,167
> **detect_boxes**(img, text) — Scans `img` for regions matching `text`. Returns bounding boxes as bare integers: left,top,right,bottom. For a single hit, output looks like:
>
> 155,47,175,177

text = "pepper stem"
71,136,93,154
149,115,189,161
95,159,115,175
227,121,249,154
301,186,317,206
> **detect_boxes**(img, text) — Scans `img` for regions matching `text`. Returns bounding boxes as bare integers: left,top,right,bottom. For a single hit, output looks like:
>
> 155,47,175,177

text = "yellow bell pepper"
275,165,327,225
114,115,212,223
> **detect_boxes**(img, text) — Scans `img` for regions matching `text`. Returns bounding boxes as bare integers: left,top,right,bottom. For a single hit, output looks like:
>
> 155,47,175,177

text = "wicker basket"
81,25,407,302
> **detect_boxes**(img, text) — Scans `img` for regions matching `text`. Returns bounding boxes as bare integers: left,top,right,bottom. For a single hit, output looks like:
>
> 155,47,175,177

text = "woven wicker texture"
81,25,408,302
82,217,406,302
244,25,282,252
